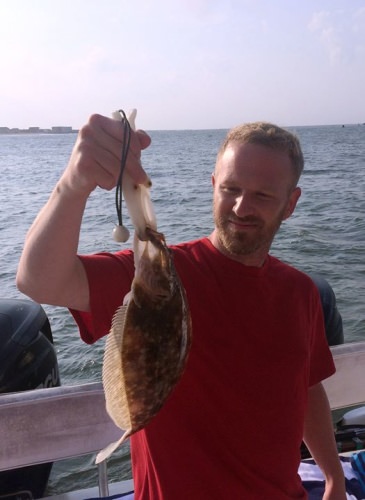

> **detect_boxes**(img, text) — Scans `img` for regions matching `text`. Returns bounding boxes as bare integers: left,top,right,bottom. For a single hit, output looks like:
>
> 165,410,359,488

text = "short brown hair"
217,122,304,186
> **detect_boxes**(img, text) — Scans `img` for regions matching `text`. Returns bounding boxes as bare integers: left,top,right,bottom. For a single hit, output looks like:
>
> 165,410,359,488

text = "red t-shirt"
71,237,335,499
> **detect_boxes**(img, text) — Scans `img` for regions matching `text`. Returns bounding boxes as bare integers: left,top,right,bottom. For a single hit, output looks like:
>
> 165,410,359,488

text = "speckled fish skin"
96,227,192,463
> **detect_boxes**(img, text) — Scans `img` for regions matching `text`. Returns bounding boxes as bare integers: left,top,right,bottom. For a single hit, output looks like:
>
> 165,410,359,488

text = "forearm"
17,177,90,309
303,383,346,498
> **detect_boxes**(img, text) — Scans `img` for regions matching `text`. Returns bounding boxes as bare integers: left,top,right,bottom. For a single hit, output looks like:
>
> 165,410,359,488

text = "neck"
208,230,268,267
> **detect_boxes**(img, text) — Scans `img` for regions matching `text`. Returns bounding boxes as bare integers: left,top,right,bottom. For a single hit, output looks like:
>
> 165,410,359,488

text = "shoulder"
167,238,224,291
170,237,215,264
268,255,316,289
170,237,211,253
266,257,323,316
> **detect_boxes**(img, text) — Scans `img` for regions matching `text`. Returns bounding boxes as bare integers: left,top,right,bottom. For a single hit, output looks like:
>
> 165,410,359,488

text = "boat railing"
0,382,122,497
323,341,365,409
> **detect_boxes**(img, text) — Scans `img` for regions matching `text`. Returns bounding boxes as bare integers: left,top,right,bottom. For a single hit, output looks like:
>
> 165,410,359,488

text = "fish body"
96,110,192,463
97,229,191,463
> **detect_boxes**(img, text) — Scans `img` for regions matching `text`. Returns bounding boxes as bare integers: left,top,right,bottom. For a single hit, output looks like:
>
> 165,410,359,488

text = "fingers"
94,114,151,186
64,114,152,196
136,129,152,150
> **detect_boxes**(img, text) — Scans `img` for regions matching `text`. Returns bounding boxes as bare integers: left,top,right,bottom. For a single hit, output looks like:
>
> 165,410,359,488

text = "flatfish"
96,111,192,463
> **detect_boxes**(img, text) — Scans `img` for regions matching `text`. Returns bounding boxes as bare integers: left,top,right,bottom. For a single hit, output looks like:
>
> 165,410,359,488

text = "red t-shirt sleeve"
70,251,134,344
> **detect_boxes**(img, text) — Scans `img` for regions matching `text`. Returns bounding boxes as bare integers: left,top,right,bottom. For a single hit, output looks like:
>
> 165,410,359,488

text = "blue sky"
1,0,364,130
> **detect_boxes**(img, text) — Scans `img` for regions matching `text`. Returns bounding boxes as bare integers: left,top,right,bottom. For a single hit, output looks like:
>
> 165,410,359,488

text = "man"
17,115,345,499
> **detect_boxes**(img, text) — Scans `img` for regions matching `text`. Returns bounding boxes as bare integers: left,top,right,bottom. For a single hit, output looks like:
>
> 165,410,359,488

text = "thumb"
136,129,152,150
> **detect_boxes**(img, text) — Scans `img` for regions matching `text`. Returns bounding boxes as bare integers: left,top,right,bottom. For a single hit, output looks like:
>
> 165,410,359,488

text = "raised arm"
303,382,346,499
16,113,151,311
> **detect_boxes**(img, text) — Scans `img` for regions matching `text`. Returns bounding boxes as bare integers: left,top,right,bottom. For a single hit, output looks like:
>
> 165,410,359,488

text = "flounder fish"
95,110,192,464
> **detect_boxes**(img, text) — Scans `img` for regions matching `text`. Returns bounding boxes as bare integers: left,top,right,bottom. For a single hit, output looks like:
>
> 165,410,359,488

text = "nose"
233,193,255,217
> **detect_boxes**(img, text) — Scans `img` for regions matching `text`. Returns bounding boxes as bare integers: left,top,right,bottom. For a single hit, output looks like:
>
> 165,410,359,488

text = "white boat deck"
1,341,365,499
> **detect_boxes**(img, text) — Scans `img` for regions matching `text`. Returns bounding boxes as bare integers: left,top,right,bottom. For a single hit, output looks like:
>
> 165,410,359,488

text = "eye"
255,191,273,200
220,185,240,194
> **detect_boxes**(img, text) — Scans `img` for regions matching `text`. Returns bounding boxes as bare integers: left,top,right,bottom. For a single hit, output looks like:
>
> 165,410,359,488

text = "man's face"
211,142,301,266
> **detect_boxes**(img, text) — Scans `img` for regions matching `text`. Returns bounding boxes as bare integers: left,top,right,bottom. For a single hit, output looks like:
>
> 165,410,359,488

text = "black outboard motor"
0,298,61,499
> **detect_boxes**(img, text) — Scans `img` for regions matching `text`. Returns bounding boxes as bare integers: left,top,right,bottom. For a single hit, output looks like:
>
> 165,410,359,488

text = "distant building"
51,126,73,133
0,125,77,134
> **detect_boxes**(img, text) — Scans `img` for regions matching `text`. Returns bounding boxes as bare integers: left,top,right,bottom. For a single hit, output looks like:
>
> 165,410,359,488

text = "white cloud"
308,11,343,65
309,7,365,66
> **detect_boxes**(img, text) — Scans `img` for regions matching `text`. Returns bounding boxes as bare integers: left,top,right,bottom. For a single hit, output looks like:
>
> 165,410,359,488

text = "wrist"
55,173,94,203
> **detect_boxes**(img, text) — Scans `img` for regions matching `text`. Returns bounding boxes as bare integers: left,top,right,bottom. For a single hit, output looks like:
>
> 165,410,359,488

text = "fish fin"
95,429,131,464
102,305,132,430
123,290,132,305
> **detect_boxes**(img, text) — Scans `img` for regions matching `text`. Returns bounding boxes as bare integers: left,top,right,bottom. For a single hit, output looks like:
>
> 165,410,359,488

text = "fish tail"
95,429,131,464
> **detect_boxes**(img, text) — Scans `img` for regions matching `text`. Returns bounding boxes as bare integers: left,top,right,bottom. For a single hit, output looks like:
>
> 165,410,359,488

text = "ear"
211,172,216,187
282,187,301,221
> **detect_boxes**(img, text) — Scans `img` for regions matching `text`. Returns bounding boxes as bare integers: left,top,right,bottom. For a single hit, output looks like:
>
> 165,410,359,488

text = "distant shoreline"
0,126,78,135
1,123,364,135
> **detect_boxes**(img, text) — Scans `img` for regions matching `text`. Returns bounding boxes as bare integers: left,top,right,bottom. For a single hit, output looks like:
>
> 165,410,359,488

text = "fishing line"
114,109,131,242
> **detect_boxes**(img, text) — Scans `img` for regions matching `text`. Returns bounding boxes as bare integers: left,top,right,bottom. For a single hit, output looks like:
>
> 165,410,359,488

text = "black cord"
115,109,132,227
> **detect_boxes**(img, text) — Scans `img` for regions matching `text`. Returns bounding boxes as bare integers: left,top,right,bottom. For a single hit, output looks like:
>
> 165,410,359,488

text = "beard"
213,206,284,258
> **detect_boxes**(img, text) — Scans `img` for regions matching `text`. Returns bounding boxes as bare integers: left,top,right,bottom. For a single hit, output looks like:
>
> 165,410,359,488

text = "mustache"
228,215,264,225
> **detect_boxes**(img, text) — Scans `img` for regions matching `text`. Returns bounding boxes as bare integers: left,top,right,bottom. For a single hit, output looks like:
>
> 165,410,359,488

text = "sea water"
0,124,364,492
